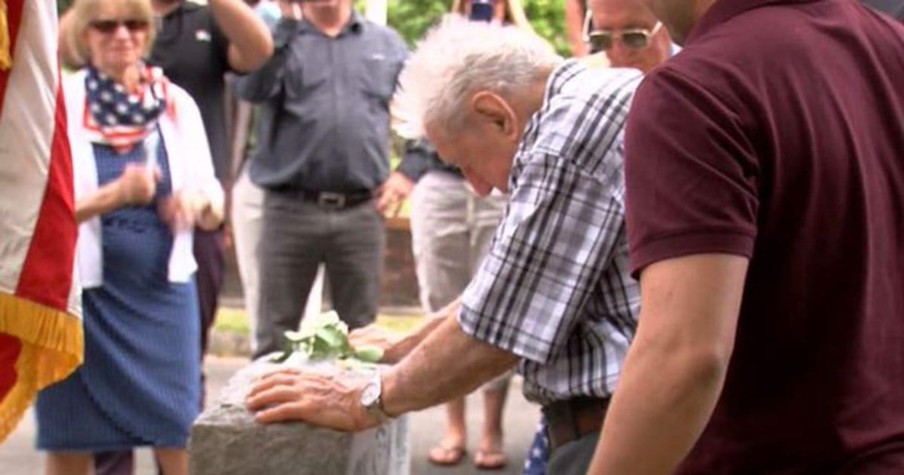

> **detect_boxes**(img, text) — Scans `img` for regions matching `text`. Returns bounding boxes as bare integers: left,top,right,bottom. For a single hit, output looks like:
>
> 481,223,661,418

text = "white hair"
394,15,562,138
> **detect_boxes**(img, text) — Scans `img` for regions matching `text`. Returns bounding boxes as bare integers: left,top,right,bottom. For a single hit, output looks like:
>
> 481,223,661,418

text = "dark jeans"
253,191,384,359
547,431,600,475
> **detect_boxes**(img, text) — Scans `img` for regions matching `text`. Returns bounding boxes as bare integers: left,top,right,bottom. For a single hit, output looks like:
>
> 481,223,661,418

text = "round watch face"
361,380,380,406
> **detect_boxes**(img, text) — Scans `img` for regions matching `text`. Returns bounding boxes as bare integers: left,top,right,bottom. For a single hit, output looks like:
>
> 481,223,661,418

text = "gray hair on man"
394,15,562,138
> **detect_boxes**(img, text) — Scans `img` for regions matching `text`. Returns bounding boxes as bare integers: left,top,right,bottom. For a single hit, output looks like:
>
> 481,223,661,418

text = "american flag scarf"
83,63,174,154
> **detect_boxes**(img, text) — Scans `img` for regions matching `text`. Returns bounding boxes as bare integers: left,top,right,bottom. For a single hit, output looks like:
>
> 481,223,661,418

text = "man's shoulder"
360,18,405,42
521,64,639,177
546,62,642,120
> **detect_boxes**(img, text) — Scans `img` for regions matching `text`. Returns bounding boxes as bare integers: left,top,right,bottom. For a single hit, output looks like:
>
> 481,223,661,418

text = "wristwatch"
360,373,392,424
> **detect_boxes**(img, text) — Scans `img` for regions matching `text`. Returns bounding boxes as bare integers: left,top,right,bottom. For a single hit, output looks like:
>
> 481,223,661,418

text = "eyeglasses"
582,11,662,52
89,19,150,35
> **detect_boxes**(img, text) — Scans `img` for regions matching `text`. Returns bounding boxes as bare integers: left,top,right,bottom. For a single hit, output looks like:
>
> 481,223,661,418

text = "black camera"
469,0,496,22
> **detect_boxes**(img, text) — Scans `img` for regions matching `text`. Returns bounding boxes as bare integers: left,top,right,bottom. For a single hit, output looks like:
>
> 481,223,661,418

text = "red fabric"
14,68,76,312
0,0,24,113
0,333,22,405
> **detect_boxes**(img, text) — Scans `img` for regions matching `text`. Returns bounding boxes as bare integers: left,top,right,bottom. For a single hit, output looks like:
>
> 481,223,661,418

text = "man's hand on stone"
245,369,376,432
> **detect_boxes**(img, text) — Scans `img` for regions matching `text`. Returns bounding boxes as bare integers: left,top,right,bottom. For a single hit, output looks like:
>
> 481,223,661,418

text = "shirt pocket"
285,51,330,98
359,54,400,104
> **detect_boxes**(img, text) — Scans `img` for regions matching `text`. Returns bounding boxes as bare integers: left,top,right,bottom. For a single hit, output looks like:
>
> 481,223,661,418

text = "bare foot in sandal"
474,435,508,470
428,437,467,466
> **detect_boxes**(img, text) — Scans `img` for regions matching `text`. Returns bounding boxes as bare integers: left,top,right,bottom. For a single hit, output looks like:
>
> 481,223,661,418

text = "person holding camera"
231,0,407,358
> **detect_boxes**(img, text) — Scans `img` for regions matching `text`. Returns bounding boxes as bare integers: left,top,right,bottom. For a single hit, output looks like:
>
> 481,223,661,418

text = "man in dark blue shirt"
233,0,408,357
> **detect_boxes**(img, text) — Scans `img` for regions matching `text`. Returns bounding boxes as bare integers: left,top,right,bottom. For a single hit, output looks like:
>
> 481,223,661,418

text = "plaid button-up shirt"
459,60,643,404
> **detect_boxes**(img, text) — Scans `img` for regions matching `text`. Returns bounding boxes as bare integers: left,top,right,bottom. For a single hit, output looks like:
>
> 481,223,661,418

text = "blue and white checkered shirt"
459,60,643,404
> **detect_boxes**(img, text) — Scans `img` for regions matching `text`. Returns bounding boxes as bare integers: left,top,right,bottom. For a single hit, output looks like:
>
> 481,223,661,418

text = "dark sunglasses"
583,11,662,52
89,18,150,34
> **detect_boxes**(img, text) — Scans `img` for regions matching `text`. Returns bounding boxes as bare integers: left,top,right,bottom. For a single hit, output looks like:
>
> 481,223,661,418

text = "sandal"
474,449,508,470
427,443,467,466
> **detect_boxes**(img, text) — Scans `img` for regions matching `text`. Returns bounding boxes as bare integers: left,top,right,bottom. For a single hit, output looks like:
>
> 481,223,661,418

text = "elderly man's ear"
470,91,519,140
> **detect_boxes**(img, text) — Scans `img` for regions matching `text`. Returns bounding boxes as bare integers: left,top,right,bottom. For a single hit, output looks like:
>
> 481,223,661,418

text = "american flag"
0,0,81,442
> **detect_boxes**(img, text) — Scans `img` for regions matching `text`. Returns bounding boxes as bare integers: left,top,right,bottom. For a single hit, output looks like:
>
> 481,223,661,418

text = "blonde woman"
35,0,223,474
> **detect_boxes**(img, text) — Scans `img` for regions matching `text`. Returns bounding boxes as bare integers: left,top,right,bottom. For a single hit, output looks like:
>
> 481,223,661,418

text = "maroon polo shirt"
624,0,904,472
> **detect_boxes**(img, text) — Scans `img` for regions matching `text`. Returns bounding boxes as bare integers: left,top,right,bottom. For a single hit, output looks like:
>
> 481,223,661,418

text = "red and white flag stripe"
0,0,81,442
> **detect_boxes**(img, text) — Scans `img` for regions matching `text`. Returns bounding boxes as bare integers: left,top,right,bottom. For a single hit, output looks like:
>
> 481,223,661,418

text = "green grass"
214,307,424,336
215,307,250,333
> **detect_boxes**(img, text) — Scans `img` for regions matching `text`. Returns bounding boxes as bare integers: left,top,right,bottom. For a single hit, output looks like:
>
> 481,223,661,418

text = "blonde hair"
450,0,536,33
65,0,156,67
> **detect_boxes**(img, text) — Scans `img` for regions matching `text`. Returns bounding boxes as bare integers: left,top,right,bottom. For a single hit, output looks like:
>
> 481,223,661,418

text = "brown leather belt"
542,397,611,452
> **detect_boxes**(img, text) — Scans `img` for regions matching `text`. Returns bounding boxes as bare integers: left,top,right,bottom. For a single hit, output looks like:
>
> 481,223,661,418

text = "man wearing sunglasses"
585,0,672,73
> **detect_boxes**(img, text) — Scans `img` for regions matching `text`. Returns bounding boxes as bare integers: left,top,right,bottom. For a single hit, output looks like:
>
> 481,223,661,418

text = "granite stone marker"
190,357,409,475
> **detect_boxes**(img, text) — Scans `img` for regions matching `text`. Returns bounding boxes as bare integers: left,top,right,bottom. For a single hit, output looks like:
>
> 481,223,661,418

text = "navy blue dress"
36,132,200,450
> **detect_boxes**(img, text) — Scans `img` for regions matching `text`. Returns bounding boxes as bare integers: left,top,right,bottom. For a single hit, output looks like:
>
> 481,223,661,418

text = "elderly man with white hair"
244,18,643,474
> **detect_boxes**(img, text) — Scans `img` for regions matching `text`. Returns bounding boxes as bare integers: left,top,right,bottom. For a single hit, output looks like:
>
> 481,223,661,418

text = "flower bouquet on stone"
272,311,384,368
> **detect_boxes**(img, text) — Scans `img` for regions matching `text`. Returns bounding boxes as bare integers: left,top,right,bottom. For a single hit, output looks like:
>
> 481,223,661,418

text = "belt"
542,397,611,453
276,189,374,209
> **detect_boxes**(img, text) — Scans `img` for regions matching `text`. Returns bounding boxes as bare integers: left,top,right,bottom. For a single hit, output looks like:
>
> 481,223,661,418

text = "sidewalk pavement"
0,356,542,475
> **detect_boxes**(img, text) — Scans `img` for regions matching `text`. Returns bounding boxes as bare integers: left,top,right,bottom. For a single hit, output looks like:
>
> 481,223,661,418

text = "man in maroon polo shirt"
588,0,904,472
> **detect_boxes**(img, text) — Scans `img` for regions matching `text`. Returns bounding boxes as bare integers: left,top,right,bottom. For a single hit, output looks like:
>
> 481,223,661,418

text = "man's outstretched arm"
246,305,519,431
589,253,748,474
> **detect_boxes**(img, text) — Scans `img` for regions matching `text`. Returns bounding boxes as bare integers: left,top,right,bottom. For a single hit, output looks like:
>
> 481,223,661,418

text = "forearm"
209,0,274,72
588,338,728,474
230,19,295,102
589,254,747,474
75,182,123,223
383,307,447,362
381,316,519,416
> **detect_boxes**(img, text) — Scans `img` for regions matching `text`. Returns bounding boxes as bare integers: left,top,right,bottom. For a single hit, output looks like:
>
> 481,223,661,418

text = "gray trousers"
253,190,385,358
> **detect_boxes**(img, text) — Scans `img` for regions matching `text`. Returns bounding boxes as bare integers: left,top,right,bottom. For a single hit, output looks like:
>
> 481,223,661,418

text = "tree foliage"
58,0,73,14
56,0,569,55
382,0,569,56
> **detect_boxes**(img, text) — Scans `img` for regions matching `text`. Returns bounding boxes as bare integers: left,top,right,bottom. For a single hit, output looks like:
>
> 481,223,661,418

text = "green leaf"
353,346,385,363
316,326,351,354
308,335,336,360
281,310,387,365
284,330,307,343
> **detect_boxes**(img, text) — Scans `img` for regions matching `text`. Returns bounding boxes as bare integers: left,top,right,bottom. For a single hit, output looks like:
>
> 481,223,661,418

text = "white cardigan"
67,69,224,288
